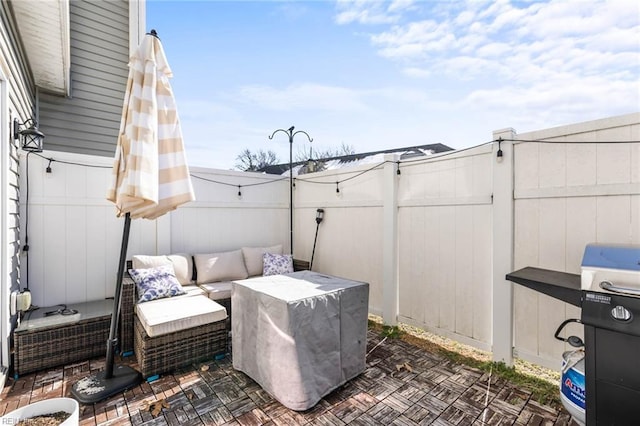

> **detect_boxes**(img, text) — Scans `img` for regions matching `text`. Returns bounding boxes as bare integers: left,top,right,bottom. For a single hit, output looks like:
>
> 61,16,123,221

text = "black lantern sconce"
496,137,504,163
14,118,45,153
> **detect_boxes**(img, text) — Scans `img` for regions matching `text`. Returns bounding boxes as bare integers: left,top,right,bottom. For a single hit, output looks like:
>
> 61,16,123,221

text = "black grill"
507,244,640,425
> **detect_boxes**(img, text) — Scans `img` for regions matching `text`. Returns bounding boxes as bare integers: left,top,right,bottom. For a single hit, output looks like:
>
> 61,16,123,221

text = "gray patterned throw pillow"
129,264,186,303
262,253,294,276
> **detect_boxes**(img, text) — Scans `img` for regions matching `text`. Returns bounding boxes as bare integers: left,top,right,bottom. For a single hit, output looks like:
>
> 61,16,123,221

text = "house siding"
0,1,37,378
38,0,129,157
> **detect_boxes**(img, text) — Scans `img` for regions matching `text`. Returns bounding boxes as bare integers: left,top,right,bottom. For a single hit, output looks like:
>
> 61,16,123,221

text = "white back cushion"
241,244,283,276
194,249,249,284
132,253,193,285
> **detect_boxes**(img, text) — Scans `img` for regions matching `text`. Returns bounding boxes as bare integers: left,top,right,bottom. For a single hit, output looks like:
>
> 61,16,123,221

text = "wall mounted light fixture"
14,118,45,152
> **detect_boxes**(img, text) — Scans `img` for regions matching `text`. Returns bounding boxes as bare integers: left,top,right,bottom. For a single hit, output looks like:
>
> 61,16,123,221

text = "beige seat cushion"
179,285,206,297
199,281,232,301
241,245,283,277
132,254,193,285
194,250,248,284
135,294,227,338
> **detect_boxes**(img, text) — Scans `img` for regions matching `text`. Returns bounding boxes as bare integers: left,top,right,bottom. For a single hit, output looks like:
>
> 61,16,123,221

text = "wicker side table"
13,300,112,377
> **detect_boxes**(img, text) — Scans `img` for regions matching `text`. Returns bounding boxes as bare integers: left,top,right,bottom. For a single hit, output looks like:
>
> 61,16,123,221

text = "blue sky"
147,0,640,170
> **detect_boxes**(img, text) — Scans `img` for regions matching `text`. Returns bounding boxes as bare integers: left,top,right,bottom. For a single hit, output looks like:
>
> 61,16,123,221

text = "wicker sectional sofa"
119,245,307,378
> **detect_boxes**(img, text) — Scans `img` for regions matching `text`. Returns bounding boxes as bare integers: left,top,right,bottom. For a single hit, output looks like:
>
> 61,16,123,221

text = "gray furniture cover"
232,271,369,411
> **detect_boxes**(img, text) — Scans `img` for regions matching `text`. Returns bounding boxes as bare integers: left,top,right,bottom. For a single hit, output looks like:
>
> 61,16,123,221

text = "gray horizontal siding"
40,96,122,116
39,0,129,157
1,0,37,372
1,3,36,119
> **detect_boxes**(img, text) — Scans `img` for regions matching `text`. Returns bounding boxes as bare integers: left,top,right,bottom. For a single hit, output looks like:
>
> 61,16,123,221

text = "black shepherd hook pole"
269,126,313,256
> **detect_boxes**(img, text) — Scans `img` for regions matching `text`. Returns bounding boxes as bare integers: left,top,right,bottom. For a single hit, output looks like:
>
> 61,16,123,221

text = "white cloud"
438,56,503,81
475,42,512,58
360,0,639,92
334,0,402,25
388,0,415,13
512,0,637,40
584,27,640,52
464,74,638,121
371,20,456,58
454,10,475,26
324,0,639,154
403,67,431,78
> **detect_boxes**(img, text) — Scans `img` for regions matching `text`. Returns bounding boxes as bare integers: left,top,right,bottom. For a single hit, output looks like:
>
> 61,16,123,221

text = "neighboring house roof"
259,143,454,176
10,1,70,95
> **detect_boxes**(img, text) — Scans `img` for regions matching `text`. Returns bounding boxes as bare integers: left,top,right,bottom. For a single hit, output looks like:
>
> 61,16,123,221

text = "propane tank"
560,350,585,426
555,319,586,426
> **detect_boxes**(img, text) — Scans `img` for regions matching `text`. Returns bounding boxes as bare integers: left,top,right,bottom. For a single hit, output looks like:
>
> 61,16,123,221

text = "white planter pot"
1,397,79,425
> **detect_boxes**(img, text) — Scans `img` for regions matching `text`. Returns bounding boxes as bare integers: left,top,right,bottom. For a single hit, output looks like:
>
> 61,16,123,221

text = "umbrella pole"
105,212,131,378
71,212,141,403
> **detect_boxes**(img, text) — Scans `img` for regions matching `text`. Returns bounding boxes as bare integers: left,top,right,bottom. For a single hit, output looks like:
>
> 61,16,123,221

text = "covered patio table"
232,270,369,411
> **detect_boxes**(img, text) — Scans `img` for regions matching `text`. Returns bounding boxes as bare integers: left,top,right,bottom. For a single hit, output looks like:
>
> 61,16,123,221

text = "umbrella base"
71,365,141,404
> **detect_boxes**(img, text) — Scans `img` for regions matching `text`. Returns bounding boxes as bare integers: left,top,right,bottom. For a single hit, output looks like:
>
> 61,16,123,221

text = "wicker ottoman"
13,300,112,376
133,295,228,378
133,317,227,378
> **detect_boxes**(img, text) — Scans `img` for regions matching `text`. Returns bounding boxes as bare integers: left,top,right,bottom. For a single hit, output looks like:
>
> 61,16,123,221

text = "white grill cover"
232,271,369,411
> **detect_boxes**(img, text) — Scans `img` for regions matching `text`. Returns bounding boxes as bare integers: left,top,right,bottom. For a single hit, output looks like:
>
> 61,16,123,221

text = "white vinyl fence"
18,153,289,306
17,112,640,371
397,145,494,352
512,114,640,368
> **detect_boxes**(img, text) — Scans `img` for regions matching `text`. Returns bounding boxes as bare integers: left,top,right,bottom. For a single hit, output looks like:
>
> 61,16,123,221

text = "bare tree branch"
294,142,355,162
235,149,280,171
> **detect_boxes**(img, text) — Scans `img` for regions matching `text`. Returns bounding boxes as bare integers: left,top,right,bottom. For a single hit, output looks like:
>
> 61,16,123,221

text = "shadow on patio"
1,327,575,426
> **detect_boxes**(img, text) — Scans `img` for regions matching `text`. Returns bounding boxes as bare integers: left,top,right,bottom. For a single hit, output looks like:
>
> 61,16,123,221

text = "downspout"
0,72,10,386
60,0,71,97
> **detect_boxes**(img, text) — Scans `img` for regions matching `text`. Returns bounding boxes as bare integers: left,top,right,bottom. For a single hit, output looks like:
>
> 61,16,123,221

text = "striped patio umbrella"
107,30,194,219
72,30,194,404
